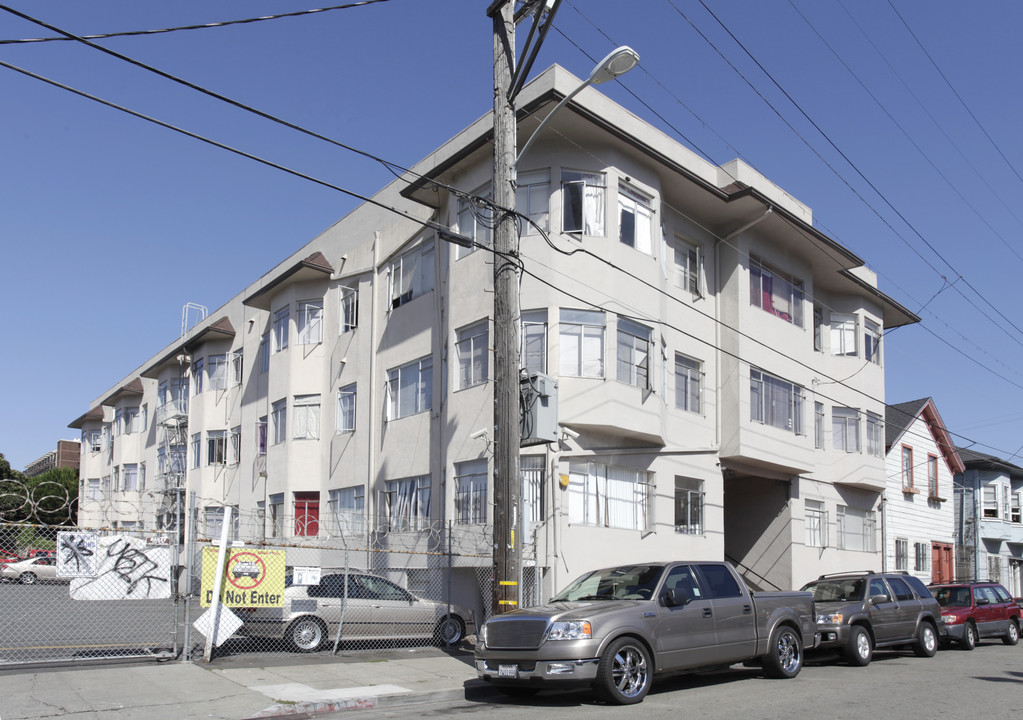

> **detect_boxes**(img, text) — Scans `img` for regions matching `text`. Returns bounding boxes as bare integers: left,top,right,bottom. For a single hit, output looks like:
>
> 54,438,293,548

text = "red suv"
929,582,1020,650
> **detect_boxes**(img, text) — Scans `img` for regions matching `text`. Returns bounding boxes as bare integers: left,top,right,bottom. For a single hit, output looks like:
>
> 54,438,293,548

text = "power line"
0,1,391,45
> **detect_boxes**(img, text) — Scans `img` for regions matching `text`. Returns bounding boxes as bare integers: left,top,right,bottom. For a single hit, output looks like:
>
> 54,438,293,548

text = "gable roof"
886,397,964,475
956,447,1023,478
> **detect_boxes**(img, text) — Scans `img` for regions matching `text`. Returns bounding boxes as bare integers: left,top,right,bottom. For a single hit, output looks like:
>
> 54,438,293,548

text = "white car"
241,571,474,652
1,556,61,584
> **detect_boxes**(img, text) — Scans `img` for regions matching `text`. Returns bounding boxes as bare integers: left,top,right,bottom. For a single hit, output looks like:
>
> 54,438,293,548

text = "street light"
515,46,640,167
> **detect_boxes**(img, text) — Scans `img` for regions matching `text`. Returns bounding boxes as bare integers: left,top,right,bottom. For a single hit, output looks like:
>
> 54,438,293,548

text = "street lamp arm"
513,46,639,168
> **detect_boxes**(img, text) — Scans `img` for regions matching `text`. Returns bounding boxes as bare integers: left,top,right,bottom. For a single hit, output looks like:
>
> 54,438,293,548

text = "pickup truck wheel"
846,625,872,666
912,622,937,658
1003,619,1020,646
596,637,652,705
960,622,977,651
763,625,803,679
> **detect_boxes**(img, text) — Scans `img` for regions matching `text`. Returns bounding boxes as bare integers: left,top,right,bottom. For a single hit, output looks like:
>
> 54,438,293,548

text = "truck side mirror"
870,594,890,605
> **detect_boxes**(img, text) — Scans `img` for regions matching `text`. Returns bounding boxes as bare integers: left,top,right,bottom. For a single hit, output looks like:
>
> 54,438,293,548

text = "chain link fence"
0,481,551,666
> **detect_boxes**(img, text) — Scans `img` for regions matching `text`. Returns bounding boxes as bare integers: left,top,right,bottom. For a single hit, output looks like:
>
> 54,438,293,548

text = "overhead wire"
0,1,391,45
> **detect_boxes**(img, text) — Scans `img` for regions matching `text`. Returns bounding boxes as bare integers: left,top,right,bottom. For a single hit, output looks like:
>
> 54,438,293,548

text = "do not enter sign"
200,548,285,607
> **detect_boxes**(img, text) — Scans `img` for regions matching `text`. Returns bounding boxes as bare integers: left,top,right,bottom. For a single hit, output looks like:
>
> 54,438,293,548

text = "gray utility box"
520,372,558,446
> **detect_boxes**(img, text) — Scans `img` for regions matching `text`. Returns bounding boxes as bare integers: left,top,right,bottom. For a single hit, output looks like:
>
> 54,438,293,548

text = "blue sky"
2,0,1021,470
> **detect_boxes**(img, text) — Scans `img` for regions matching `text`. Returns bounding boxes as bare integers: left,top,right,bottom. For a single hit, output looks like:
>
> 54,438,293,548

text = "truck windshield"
551,565,665,602
801,578,865,602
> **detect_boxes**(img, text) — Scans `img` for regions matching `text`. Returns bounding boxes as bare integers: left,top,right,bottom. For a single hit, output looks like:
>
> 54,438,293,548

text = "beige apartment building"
70,65,917,598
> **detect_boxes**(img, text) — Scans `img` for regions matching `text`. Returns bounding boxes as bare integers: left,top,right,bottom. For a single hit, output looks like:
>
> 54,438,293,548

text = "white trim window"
805,500,828,547
87,478,101,501
229,426,241,465
1011,492,1021,524
231,349,243,385
193,358,204,394
616,318,652,388
813,306,824,352
455,185,492,258
674,476,704,535
207,430,227,465
259,333,269,373
113,466,119,492
382,475,431,532
516,169,550,234
568,461,654,532
328,486,365,536
293,394,320,440
272,307,289,353
340,285,358,333
618,186,654,254
208,354,228,391
520,309,548,374
389,238,435,309
191,433,201,468
122,463,139,491
750,256,804,326
115,408,123,436
139,463,146,492
521,455,546,526
668,234,702,297
271,399,287,445
983,486,999,518
915,542,929,572
268,493,284,538
866,412,883,457
204,505,239,541
837,505,876,552
562,170,605,236
257,416,267,456
830,313,858,357
454,459,488,525
814,402,825,449
864,319,882,365
832,407,860,453
674,353,703,414
895,538,909,571
559,308,605,378
88,430,102,453
386,356,432,420
123,407,140,435
298,300,323,345
750,368,805,435
456,321,489,389
337,384,356,433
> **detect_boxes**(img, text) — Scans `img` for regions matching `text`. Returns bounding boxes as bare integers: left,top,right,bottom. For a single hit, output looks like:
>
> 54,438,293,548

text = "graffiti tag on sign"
70,535,171,600
200,547,285,607
56,531,98,577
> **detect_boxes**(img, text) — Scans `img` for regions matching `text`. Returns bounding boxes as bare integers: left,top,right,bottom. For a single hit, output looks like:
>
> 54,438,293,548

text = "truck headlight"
816,613,843,625
547,621,592,640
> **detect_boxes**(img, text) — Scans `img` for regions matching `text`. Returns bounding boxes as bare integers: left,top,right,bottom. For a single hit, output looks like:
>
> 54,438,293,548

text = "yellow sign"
200,547,285,607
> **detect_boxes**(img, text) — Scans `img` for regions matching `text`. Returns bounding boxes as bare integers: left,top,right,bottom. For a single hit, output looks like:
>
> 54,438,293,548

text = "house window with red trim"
927,454,939,499
294,492,320,537
902,446,914,491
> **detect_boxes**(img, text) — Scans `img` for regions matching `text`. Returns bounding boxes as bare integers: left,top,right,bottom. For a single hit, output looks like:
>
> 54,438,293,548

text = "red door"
294,492,320,536
932,543,953,584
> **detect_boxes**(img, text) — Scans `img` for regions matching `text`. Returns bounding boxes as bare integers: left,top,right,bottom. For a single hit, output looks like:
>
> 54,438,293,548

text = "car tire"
960,622,977,651
762,625,803,679
287,616,327,652
913,622,938,658
846,625,872,666
1003,619,1020,646
19,572,37,585
434,615,466,646
595,637,652,705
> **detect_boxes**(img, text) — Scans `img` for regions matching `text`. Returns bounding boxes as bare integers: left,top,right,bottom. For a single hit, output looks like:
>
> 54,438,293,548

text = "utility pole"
489,0,521,615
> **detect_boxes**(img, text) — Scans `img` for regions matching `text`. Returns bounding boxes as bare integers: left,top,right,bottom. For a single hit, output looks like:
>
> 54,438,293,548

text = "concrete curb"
243,682,502,719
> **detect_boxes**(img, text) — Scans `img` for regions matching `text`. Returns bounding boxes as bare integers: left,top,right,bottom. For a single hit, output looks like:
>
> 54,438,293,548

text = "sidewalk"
0,647,496,720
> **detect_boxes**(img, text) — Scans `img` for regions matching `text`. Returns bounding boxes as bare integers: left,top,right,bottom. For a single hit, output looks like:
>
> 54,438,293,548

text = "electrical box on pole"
520,372,558,446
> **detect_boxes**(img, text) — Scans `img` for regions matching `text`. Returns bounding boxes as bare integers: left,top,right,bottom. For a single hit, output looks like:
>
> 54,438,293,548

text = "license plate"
498,664,518,678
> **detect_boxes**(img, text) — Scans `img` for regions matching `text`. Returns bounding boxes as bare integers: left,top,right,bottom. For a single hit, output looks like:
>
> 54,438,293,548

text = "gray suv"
800,571,941,666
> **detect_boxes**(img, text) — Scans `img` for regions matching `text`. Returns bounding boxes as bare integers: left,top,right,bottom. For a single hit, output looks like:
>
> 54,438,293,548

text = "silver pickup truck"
475,561,817,704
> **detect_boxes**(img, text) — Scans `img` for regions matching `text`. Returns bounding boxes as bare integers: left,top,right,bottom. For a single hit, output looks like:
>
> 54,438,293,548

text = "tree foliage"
0,458,77,526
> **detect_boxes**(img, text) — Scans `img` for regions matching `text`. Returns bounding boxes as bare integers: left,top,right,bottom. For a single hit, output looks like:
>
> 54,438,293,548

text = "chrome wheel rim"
777,631,801,673
923,626,936,653
293,621,322,649
611,645,649,698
